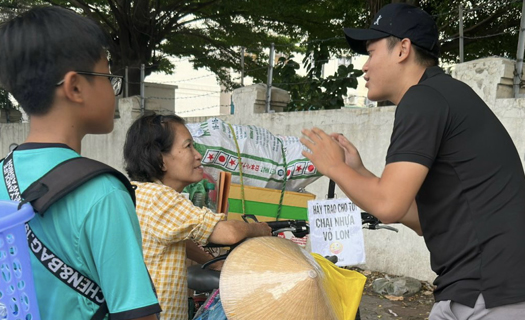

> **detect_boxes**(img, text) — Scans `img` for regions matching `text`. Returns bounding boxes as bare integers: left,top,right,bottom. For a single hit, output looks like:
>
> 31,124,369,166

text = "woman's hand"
252,222,272,237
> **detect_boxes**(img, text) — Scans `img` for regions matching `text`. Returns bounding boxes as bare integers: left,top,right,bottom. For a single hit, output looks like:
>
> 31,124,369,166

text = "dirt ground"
352,268,436,320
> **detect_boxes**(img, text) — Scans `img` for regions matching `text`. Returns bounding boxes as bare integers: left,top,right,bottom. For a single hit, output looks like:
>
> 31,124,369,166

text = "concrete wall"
144,82,177,114
1,57,524,283
192,89,431,281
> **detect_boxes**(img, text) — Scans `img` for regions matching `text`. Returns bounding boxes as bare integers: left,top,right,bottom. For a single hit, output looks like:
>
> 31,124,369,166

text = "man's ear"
398,38,412,62
60,71,85,104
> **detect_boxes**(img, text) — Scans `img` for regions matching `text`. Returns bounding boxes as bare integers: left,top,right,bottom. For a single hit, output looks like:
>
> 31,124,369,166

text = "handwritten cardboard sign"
308,198,365,267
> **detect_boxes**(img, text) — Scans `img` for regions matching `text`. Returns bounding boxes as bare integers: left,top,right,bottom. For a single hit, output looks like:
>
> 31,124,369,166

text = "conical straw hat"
219,236,339,320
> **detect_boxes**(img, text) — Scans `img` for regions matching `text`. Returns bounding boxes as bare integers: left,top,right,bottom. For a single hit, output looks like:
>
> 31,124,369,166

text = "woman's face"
160,122,203,192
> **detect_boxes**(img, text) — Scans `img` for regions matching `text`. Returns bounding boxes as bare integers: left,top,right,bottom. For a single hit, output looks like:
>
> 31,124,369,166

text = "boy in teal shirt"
0,6,161,320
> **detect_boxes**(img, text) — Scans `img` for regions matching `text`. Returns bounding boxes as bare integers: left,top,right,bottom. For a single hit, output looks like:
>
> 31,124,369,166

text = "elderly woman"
123,113,271,319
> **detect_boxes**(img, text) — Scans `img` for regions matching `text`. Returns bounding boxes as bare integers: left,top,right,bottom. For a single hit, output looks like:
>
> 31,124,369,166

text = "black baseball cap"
343,3,440,58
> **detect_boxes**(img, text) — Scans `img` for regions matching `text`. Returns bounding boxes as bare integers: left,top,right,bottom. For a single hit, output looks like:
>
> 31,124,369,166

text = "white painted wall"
143,82,177,114
146,52,373,117
146,59,224,117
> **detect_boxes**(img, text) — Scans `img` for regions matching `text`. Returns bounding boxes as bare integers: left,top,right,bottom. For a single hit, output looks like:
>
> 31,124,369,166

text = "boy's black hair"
0,6,109,115
124,113,186,182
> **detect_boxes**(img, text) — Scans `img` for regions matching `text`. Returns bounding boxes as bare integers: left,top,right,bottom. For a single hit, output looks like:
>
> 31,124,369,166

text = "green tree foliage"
428,0,522,62
0,0,366,98
366,0,523,63
272,53,363,111
273,0,523,109
0,0,522,110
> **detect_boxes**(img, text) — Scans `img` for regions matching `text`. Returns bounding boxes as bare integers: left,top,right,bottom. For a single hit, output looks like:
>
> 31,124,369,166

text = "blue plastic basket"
0,200,40,320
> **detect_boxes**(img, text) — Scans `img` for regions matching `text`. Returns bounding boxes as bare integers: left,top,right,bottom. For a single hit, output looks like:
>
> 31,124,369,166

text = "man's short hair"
0,6,109,115
124,114,187,183
385,36,439,67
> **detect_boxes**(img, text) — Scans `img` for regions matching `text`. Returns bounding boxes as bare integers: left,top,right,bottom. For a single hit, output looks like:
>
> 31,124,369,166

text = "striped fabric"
133,181,224,319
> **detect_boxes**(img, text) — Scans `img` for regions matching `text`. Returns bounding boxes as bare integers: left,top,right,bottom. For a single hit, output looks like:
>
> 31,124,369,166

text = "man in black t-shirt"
300,3,525,319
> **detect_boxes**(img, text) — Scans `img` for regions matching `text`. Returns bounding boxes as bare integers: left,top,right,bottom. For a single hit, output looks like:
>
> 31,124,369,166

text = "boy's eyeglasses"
56,71,124,96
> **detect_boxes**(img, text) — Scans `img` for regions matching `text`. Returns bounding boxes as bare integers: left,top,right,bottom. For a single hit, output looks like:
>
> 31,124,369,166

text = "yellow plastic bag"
311,253,367,320
219,237,367,320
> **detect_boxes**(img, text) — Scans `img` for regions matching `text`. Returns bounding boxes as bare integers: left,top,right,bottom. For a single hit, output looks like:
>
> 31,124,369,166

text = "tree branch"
55,0,119,35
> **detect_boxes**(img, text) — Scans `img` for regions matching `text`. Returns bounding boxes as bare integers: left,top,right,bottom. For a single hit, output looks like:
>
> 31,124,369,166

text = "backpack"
21,157,135,213
3,155,135,320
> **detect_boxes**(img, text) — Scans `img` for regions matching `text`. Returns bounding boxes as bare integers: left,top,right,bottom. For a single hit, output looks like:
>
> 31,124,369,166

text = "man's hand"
301,128,428,226
300,127,346,177
329,133,363,171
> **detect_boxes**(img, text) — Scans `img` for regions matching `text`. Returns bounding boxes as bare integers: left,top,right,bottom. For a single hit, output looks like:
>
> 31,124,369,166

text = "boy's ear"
60,71,85,104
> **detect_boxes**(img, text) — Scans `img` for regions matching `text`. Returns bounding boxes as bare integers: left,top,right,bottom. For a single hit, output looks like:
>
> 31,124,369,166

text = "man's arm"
301,127,428,225
332,134,423,235
208,220,271,244
397,201,422,236
329,133,375,178
333,161,427,224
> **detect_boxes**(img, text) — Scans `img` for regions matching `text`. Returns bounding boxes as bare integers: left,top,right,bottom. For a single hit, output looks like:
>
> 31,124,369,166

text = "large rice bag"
187,118,321,191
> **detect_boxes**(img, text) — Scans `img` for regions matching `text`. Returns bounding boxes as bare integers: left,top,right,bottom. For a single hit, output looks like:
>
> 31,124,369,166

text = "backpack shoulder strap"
21,157,135,214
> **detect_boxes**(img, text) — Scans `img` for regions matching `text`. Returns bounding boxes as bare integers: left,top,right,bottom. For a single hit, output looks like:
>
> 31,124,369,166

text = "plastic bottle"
205,182,217,212
192,192,205,208
203,172,216,186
